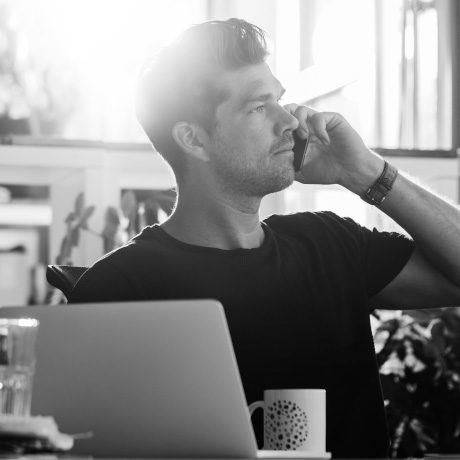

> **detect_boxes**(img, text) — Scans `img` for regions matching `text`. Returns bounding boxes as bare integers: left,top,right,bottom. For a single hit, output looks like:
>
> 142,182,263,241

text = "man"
69,19,460,457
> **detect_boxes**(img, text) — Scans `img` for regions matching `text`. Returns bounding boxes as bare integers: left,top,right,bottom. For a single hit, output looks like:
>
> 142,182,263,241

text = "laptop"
0,300,330,459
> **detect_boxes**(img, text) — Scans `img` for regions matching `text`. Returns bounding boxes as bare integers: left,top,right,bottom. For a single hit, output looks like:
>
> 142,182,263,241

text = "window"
0,0,207,141
279,0,450,150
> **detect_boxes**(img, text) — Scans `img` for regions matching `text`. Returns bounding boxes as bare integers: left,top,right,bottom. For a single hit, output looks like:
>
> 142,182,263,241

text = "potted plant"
48,189,175,303
374,308,460,457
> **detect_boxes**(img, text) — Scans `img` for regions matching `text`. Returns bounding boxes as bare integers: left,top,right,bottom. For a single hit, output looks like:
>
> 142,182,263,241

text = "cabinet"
0,141,458,267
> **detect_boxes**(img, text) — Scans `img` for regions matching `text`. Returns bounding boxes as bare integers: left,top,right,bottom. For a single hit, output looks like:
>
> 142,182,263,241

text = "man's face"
205,62,299,198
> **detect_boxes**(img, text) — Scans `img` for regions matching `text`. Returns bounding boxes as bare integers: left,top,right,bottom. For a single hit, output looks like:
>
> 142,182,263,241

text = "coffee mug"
249,389,326,452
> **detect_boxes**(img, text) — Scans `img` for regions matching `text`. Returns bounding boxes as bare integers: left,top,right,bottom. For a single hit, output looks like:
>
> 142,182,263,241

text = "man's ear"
172,122,210,162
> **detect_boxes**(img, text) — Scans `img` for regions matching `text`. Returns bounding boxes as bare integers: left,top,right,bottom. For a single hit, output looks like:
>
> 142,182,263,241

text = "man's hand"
284,104,384,196
282,106,460,306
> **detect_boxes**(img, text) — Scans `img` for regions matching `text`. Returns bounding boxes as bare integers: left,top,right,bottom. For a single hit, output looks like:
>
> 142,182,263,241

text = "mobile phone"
293,131,309,172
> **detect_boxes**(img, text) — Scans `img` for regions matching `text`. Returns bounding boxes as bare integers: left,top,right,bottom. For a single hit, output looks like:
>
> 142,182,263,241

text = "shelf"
0,202,52,226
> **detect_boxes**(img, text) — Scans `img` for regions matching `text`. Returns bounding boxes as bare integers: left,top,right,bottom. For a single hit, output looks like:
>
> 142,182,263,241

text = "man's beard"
210,146,295,198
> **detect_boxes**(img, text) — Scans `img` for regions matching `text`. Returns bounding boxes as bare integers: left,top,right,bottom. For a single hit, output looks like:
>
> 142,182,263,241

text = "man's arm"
369,172,460,309
286,105,460,309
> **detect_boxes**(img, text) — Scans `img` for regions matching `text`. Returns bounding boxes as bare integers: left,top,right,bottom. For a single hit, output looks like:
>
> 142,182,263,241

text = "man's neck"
161,186,265,250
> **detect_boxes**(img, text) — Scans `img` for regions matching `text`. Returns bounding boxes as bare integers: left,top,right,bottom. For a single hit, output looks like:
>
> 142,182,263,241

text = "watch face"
293,131,309,172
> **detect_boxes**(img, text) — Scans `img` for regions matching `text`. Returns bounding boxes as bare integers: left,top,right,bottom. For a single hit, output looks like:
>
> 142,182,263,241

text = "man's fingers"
293,106,311,138
284,104,335,144
309,113,331,144
283,103,298,114
283,104,319,139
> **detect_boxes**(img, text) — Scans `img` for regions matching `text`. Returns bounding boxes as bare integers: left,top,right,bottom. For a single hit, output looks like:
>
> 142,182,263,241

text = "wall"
1,144,457,268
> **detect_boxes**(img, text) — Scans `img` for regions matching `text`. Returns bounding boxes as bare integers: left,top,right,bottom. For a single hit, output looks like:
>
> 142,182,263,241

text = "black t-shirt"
70,211,414,458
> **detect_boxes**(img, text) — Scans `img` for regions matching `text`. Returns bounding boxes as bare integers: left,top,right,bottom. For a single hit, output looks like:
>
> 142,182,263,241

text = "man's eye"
251,105,265,113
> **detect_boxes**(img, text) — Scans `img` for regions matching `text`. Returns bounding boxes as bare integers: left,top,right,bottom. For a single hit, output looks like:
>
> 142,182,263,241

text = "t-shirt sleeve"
323,211,415,298
360,225,415,298
266,210,415,301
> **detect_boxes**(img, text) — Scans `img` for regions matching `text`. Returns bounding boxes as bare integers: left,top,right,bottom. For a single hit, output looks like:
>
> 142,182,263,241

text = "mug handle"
248,400,265,449
248,400,264,416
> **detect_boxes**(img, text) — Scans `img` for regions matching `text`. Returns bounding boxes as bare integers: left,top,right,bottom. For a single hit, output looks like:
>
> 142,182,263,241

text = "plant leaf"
121,190,138,218
74,192,84,216
79,205,95,229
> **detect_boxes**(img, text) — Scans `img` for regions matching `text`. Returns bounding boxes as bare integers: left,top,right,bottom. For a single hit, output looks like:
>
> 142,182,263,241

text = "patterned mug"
249,389,326,453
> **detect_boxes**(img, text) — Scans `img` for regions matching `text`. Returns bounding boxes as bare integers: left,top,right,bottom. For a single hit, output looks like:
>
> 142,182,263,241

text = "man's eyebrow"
238,83,285,109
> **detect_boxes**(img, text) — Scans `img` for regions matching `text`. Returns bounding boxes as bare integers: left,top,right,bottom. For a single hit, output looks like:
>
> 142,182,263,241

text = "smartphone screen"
293,131,309,172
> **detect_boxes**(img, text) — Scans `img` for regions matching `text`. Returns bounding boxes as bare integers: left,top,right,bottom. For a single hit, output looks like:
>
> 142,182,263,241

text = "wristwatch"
361,161,398,206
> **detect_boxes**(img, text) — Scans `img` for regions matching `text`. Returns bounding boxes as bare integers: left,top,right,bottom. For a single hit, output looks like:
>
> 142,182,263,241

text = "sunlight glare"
7,0,206,140
312,0,373,69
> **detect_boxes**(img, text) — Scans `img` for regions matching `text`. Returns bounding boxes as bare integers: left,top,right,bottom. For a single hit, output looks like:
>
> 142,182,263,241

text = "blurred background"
0,0,458,302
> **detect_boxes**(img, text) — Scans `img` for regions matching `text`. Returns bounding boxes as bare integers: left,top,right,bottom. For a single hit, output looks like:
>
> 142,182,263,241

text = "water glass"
0,318,39,416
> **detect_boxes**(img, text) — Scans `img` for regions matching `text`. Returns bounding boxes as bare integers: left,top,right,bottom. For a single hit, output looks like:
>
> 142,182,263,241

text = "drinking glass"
0,318,39,416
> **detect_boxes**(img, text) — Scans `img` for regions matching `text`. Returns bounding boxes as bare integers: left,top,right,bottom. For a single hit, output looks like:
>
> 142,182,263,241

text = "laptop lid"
0,300,258,458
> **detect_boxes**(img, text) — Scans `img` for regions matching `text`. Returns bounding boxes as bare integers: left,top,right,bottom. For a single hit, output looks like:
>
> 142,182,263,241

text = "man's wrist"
360,161,398,206
342,153,385,196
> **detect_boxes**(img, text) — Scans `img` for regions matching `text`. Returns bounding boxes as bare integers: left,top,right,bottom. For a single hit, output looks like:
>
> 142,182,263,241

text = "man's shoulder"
68,226,169,302
69,242,139,297
85,225,166,271
71,227,162,282
263,211,396,254
264,210,359,235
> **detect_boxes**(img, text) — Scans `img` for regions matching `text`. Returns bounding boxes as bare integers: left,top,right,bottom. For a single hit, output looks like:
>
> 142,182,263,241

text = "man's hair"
135,18,269,176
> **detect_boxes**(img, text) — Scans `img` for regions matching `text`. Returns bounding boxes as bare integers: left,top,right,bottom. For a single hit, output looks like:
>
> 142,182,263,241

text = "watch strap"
361,161,398,206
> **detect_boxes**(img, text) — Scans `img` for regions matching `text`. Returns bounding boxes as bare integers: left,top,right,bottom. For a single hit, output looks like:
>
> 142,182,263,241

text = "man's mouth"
273,143,295,154
271,135,295,155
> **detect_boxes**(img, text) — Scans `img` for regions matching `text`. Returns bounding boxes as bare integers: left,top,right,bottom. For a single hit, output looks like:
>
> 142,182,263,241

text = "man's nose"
273,106,299,137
